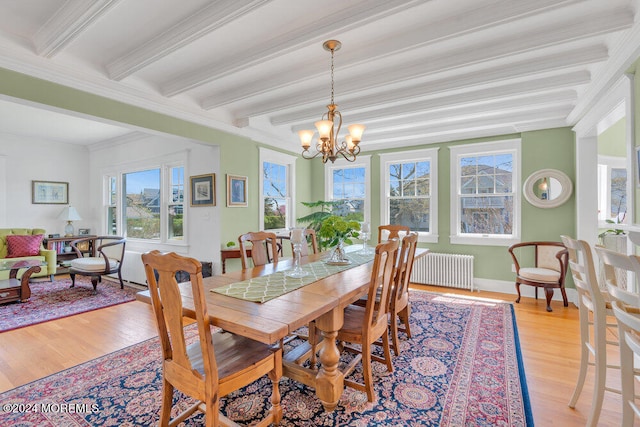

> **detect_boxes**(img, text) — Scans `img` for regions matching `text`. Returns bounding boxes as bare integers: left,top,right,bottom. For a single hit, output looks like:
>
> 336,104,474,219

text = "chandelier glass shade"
299,40,365,163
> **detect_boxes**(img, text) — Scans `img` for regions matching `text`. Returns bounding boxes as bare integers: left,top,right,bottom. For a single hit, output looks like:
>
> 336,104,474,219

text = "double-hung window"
449,139,521,246
597,156,627,222
259,148,296,231
103,158,185,243
380,148,438,242
325,156,370,222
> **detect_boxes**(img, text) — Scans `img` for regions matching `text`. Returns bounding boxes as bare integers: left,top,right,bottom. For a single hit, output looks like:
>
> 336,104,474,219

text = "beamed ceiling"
0,0,640,151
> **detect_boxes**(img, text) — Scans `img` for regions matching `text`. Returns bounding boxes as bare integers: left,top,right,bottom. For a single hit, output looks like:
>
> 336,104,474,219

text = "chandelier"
298,40,365,163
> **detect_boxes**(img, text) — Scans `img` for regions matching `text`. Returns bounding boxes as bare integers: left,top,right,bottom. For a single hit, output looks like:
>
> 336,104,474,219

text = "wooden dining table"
137,246,428,412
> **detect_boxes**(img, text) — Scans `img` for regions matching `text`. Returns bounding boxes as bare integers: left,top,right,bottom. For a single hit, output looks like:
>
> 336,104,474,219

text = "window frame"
379,148,439,243
259,148,297,232
102,152,187,246
324,155,371,223
597,154,627,223
449,139,521,246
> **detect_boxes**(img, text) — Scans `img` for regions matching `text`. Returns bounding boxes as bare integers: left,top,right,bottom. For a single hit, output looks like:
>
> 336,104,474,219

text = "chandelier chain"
330,47,335,105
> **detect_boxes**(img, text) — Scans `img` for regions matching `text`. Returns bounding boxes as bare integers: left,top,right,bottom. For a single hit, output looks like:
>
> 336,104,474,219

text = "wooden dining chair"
389,232,419,355
377,224,410,243
142,250,282,427
290,228,318,257
337,238,400,402
602,255,640,427
563,236,619,427
238,231,279,270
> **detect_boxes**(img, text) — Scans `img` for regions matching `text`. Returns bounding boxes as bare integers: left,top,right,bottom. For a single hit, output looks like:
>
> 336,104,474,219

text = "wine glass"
359,221,372,254
286,228,309,278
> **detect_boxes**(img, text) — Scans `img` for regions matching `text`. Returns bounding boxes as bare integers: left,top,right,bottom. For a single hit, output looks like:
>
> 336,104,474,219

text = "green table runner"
212,252,375,303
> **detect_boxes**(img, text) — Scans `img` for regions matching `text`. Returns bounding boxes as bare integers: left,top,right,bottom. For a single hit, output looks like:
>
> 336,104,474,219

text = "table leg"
19,265,41,302
314,307,344,412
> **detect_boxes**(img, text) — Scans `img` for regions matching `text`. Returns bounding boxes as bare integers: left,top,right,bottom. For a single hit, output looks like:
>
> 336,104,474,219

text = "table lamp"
58,206,82,237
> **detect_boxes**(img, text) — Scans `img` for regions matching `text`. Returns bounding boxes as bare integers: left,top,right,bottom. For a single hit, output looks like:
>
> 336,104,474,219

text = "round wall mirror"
523,169,573,208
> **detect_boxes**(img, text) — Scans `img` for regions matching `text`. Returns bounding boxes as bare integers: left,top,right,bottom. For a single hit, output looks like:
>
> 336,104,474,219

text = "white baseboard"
472,278,578,306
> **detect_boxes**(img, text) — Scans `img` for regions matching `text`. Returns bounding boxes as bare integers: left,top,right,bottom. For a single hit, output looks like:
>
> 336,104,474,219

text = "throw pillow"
6,234,44,258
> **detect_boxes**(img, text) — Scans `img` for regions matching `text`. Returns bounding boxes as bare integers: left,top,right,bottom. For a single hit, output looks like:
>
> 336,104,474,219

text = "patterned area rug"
0,290,533,426
0,277,138,332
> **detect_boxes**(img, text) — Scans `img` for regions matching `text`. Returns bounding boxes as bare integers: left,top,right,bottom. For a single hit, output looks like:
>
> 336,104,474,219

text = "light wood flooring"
0,282,626,426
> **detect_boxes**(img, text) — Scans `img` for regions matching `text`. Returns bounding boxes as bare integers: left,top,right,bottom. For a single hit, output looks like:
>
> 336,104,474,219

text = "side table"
0,260,45,304
220,248,251,274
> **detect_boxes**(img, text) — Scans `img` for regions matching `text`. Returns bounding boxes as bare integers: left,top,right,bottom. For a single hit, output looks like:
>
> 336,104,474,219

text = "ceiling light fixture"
298,40,365,163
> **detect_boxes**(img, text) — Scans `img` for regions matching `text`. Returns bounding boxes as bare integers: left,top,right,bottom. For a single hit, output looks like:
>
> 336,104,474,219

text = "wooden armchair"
508,241,569,312
238,231,279,270
142,250,282,426
69,236,126,292
378,224,410,243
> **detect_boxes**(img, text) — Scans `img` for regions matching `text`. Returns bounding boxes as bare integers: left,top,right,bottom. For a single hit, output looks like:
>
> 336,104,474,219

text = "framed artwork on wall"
32,180,69,204
190,174,216,207
227,175,248,207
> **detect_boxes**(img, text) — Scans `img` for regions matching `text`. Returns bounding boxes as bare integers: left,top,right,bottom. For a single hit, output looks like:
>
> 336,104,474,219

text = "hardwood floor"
0,283,625,426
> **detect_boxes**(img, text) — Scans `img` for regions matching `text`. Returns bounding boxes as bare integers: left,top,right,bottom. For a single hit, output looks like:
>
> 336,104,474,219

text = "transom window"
450,139,520,246
380,149,438,242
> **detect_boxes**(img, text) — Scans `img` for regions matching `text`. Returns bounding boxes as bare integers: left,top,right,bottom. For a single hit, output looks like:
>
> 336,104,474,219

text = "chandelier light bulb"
315,120,333,141
298,130,314,149
347,124,365,143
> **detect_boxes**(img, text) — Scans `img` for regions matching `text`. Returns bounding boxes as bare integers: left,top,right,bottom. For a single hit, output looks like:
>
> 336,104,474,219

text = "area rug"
0,277,138,333
0,290,533,426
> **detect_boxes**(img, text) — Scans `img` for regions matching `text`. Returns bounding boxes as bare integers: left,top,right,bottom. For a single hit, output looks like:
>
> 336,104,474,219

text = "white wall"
0,133,91,234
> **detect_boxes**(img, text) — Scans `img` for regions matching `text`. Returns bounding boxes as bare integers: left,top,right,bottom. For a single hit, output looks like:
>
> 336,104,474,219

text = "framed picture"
227,175,248,207
78,228,90,235
190,173,216,206
32,180,69,204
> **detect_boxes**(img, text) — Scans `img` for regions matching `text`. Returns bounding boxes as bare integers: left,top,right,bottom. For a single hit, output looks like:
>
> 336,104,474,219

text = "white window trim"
102,150,188,247
324,155,371,222
259,148,297,232
379,148,439,243
449,139,521,246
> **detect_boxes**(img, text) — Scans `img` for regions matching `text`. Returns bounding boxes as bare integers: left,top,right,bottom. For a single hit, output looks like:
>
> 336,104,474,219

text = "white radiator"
117,250,147,285
411,253,474,291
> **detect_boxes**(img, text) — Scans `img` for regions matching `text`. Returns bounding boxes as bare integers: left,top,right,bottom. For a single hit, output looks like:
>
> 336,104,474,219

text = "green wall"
0,67,576,283
305,129,576,283
597,117,626,157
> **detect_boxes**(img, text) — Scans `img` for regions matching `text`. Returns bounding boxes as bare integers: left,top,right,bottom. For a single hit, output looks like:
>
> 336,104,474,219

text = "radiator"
117,250,147,285
411,253,474,291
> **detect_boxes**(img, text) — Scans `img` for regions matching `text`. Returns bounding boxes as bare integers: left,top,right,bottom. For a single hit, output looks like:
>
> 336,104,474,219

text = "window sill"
450,235,518,247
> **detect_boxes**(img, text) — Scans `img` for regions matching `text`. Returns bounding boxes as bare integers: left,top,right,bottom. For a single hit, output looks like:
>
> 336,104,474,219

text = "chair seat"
187,331,276,380
70,257,119,273
340,305,384,337
519,267,560,283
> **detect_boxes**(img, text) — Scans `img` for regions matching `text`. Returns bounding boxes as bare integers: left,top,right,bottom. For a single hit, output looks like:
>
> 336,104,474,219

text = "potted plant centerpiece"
319,215,360,264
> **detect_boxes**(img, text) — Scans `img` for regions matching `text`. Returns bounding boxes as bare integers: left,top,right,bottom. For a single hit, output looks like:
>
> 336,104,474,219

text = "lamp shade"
57,206,82,221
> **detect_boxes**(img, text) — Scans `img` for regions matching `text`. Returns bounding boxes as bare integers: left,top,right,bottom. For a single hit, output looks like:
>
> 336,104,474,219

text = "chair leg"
399,304,412,338
568,306,590,409
586,318,607,427
159,379,174,427
544,287,554,312
70,273,76,288
515,282,521,303
117,269,124,289
91,276,99,293
390,312,401,356
560,286,569,307
381,330,394,373
362,347,375,402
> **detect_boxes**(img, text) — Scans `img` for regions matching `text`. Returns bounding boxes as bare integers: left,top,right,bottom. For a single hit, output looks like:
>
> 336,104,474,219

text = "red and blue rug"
0,290,533,426
0,277,138,332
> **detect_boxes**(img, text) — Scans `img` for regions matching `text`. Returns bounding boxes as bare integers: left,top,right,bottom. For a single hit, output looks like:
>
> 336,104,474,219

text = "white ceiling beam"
34,0,121,58
258,46,599,122
160,0,426,96
274,72,590,127
107,0,271,81
291,91,577,133
200,0,585,109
